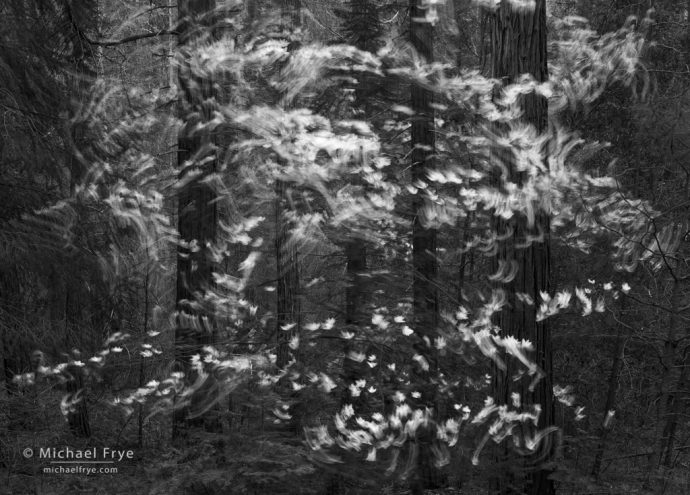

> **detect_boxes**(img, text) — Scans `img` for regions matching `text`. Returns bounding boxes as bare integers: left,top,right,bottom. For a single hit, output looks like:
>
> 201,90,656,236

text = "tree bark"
489,1,554,494
64,288,91,438
591,307,628,478
328,4,377,490
339,0,374,417
1,267,24,397
409,2,446,493
173,0,219,440
341,241,368,409
457,213,472,303
275,183,302,369
138,246,151,448
661,346,689,469
65,368,91,437
62,0,96,438
275,0,302,370
648,274,682,474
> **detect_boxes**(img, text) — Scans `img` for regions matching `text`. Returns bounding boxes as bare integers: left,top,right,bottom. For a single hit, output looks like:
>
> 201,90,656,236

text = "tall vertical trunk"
62,0,96,438
658,0,690,477
339,0,374,416
247,0,258,22
409,2,445,493
648,274,681,474
452,0,467,70
173,0,218,440
275,183,302,369
648,270,690,495
660,345,689,468
64,290,91,437
489,2,553,494
342,0,373,343
65,369,91,437
328,242,368,495
275,0,302,370
591,307,628,478
138,246,151,448
329,4,376,491
1,267,23,396
342,240,367,408
345,244,367,327
457,214,471,303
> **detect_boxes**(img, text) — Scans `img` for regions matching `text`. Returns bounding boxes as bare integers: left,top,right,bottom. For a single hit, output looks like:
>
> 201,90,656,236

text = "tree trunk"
275,182,302,369
328,241,368,495
138,246,151,448
652,272,689,495
339,0,374,417
648,274,681,475
57,0,99,439
409,2,446,493
328,3,377,490
489,2,554,494
341,240,367,410
173,0,219,440
275,0,302,370
65,368,91,438
591,307,628,478
661,345,689,469
457,213,472,303
660,0,690,474
64,289,91,438
1,267,24,396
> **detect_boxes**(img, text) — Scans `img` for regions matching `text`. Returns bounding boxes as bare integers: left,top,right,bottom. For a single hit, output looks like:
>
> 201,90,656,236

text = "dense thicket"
2,1,689,495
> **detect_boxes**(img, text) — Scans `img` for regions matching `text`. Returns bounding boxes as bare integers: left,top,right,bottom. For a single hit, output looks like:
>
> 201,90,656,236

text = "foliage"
3,1,690,494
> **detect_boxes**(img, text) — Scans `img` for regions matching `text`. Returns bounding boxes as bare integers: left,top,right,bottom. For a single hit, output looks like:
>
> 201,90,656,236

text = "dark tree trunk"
275,182,302,369
345,242,367,328
1,268,24,396
138,248,151,448
489,1,554,494
65,369,91,438
64,289,91,438
282,0,301,26
340,241,368,412
661,345,689,469
2,336,24,396
275,0,302,370
247,0,258,21
339,0,374,416
654,274,689,486
328,242,368,495
328,3,377,490
173,0,219,440
591,308,627,478
409,2,446,493
457,213,471,303
59,0,98,439
649,274,682,474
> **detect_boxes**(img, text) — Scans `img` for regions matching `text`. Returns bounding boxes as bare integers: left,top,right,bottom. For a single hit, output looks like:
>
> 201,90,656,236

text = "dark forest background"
1,1,690,494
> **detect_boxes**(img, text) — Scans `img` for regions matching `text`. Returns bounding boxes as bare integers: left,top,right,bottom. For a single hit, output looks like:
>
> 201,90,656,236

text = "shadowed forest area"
2,0,690,494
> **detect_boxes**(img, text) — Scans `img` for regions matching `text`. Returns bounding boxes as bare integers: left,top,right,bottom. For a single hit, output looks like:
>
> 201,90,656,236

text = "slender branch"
603,444,690,463
84,29,177,47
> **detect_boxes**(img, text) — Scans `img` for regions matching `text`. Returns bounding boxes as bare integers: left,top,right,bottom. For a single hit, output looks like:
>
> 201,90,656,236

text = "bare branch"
85,29,177,47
